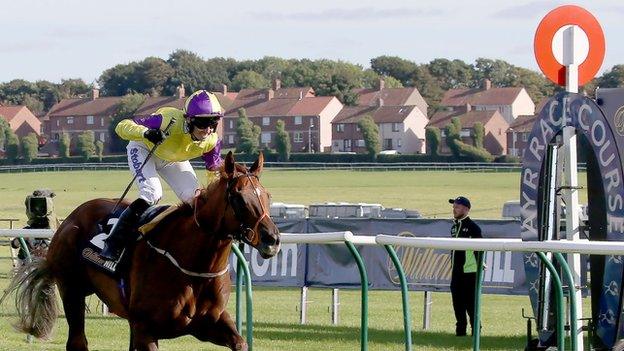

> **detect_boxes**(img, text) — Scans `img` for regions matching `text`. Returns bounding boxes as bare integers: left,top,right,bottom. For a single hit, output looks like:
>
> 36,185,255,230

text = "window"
392,123,401,132
522,133,528,142
87,115,94,125
460,129,471,137
229,120,234,129
56,120,60,127
384,138,393,150
261,132,271,144
356,125,360,132
294,132,303,143
498,128,502,135
262,117,270,126
100,117,104,127
343,139,352,150
295,116,302,125
53,133,59,140
99,132,105,142
397,138,402,148
356,139,365,147
228,134,234,144
67,116,74,125
336,124,345,132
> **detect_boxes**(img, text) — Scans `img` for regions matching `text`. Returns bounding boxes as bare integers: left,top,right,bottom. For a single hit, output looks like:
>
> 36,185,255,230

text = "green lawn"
0,169,591,350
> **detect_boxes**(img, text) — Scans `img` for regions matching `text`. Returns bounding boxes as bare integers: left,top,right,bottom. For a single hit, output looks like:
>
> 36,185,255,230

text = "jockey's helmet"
184,90,224,130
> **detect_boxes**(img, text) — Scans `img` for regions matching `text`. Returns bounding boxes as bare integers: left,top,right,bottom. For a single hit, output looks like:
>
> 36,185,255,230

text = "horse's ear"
250,152,264,176
225,151,235,178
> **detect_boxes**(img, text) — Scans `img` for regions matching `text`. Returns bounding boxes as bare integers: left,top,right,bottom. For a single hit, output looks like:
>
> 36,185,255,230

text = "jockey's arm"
115,114,165,141
202,139,223,184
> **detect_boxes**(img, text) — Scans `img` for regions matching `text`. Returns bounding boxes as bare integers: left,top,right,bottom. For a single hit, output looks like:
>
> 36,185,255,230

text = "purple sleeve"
202,139,223,170
133,114,163,129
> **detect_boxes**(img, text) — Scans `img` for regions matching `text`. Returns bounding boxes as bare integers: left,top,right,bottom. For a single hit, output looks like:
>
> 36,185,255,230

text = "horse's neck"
150,180,232,276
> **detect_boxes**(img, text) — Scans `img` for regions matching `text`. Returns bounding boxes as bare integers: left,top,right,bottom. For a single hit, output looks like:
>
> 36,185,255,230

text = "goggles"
189,115,220,130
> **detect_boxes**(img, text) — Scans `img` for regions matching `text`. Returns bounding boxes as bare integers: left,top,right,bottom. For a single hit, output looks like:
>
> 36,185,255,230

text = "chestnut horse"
2,152,280,351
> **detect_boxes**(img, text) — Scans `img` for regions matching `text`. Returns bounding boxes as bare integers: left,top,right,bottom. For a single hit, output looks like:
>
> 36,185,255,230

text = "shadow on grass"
252,322,527,350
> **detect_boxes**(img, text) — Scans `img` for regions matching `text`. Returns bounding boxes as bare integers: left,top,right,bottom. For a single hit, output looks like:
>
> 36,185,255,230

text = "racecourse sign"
521,92,624,348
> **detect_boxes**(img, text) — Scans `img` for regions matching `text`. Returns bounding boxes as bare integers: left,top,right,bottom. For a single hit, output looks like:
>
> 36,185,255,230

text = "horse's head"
223,152,280,259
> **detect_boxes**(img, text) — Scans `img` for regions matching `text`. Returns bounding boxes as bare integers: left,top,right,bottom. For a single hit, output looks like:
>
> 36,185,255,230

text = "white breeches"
126,141,199,205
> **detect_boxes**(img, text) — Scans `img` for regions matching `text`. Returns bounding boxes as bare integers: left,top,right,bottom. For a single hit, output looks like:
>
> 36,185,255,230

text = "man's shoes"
456,326,467,336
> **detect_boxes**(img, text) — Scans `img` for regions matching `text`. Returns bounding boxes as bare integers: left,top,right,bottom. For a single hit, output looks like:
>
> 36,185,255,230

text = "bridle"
194,172,270,245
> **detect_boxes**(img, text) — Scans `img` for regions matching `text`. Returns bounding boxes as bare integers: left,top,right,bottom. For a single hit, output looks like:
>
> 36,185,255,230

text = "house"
222,79,343,153
427,108,510,156
135,85,236,138
0,105,42,138
331,105,428,153
507,114,538,158
440,79,535,124
45,86,123,154
330,79,429,153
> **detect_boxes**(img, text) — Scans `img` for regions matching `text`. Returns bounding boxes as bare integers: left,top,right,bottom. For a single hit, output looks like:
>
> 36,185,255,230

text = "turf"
0,169,591,350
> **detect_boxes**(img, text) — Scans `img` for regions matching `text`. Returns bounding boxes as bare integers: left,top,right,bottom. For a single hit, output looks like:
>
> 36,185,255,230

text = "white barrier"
0,229,54,239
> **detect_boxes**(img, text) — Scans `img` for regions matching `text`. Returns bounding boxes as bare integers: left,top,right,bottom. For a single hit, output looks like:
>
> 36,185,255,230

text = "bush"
76,131,96,161
59,133,71,157
5,132,20,163
21,133,39,163
494,155,521,163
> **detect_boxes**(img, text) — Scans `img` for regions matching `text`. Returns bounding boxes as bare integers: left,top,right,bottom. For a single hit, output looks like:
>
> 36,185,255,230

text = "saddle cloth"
82,204,177,274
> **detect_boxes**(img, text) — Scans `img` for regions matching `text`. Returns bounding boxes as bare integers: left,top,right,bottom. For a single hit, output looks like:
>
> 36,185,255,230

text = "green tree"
357,114,380,160
59,132,71,158
473,122,485,149
275,120,291,162
597,65,624,88
5,131,20,162
235,108,261,154
370,56,419,85
428,58,474,90
445,117,462,158
95,140,104,162
21,132,39,163
164,50,232,95
231,70,269,90
76,131,96,161
98,62,140,96
135,57,174,95
0,117,10,150
425,126,441,156
109,93,146,153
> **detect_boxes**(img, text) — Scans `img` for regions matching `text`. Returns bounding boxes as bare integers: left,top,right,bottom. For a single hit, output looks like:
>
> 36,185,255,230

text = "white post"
562,24,583,351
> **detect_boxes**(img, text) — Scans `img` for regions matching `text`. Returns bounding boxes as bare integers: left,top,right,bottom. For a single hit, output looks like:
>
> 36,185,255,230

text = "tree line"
2,50,623,117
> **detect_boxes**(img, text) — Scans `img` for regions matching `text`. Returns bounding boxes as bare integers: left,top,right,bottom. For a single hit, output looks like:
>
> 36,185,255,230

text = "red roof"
354,87,417,106
225,87,332,117
332,105,416,124
427,110,503,129
441,87,524,106
0,106,25,121
47,97,123,117
288,96,335,116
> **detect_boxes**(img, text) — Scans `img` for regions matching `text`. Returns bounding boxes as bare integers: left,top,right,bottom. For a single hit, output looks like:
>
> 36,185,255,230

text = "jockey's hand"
144,128,165,144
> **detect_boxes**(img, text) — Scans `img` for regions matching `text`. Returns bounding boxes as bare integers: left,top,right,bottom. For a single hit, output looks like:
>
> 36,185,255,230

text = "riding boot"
100,198,150,261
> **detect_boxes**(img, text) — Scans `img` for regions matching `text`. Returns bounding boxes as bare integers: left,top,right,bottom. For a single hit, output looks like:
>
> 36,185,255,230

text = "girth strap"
145,240,229,278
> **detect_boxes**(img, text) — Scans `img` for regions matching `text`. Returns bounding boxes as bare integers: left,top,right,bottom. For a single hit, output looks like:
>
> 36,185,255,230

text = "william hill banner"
229,218,570,295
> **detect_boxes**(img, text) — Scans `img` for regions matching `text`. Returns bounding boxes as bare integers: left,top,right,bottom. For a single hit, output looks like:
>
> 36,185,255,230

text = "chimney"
221,84,228,95
267,89,274,101
272,78,281,91
299,91,303,100
91,82,100,100
462,103,472,113
176,84,185,99
482,79,492,90
378,78,385,91
377,96,384,107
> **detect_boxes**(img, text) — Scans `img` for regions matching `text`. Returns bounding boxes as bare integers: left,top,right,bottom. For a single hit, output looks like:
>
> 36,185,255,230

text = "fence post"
384,244,413,351
536,252,565,351
231,243,253,350
345,241,369,351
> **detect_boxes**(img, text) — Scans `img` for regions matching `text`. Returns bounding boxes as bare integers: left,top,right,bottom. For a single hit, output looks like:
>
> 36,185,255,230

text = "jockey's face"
191,125,213,140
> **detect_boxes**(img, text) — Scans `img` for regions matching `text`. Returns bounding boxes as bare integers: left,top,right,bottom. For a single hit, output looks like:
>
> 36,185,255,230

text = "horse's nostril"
261,232,277,246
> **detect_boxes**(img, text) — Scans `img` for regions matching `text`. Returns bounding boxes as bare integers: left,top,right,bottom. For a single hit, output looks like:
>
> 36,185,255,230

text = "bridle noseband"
194,172,270,245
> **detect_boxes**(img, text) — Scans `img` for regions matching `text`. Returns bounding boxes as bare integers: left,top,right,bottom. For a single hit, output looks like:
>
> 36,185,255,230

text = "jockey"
100,90,224,261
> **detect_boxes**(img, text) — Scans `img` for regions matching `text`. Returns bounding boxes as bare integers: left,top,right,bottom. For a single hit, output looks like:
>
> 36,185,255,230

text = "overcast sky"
1,0,622,84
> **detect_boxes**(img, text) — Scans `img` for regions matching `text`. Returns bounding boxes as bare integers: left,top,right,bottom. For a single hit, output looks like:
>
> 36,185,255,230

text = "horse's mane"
174,162,249,216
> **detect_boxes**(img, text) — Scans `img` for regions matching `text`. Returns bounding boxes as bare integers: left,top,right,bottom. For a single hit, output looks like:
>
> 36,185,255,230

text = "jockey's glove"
144,128,165,144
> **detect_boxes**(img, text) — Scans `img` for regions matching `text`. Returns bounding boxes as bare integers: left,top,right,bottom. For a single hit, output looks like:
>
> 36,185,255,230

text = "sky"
1,0,623,84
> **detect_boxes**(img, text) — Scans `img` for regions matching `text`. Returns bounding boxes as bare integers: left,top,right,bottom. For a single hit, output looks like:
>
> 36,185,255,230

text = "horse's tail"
0,257,58,339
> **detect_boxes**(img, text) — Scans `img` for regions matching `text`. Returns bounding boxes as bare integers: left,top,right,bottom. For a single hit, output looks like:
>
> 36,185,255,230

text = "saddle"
81,205,177,275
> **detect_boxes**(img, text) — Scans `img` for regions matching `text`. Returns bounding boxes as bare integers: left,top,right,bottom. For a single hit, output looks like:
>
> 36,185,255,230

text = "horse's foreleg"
130,322,158,351
191,311,247,351
58,285,88,351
